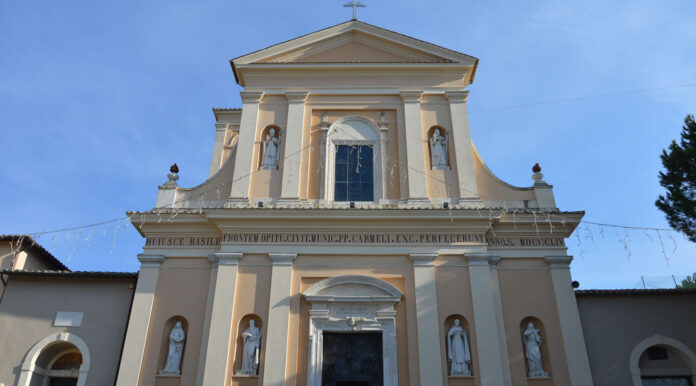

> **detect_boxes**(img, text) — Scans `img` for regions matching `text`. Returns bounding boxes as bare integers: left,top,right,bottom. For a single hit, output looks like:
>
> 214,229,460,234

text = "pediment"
233,21,477,66
303,275,403,303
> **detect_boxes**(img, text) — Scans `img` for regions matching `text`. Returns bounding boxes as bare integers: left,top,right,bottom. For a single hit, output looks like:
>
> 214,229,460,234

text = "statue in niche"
429,128,449,169
260,128,280,170
160,321,185,375
523,322,549,377
237,320,262,375
447,319,472,376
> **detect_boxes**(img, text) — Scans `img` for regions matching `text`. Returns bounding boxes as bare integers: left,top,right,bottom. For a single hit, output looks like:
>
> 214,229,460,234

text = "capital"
464,253,494,266
138,254,165,268
212,252,243,266
240,91,264,104
545,255,573,269
445,91,470,103
400,91,423,103
269,253,297,266
285,91,309,103
409,253,437,266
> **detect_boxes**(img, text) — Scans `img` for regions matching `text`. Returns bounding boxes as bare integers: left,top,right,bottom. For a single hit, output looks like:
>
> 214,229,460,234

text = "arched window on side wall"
18,333,90,386
630,335,696,386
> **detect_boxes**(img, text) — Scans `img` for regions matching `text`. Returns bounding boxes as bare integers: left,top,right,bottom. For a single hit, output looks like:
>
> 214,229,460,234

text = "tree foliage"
655,114,696,242
677,273,696,289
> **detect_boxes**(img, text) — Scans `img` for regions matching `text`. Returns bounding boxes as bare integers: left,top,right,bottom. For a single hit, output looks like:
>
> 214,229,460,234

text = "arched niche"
444,314,474,377
233,314,264,376
323,116,384,202
258,124,282,170
302,275,403,386
427,125,451,170
18,332,91,386
158,315,188,375
629,335,696,386
520,316,552,378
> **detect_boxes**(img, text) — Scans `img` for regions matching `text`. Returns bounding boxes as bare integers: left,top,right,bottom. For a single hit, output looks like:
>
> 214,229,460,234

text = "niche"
158,315,188,375
444,314,473,377
520,316,551,378
258,125,282,170
233,314,264,376
427,126,450,170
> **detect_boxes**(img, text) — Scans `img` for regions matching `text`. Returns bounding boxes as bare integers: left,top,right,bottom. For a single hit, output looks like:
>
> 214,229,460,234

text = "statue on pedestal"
261,128,280,170
160,321,185,375
523,322,549,377
447,319,472,376
237,320,262,375
429,129,449,169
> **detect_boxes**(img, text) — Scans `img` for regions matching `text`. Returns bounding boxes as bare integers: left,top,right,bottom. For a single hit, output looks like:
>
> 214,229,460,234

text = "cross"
343,0,366,20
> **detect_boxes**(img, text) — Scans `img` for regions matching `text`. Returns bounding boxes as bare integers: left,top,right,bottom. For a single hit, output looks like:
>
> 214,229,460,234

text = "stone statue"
429,129,449,169
261,128,280,170
238,320,262,375
161,321,185,375
447,319,472,376
523,322,549,377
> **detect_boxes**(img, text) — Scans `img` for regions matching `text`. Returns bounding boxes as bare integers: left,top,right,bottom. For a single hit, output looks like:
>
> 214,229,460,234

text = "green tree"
677,273,696,289
655,114,696,242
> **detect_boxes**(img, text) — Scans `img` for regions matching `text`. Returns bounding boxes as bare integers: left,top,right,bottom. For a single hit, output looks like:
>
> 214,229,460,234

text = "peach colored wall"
473,145,536,202
304,109,401,200
140,258,211,386
249,95,287,199
229,254,272,386
287,255,418,386
434,258,479,386
497,258,571,386
421,95,459,199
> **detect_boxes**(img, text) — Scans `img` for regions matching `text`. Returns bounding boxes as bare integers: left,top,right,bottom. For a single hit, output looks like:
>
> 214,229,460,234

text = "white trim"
629,335,696,386
324,116,383,203
18,332,90,386
302,275,403,386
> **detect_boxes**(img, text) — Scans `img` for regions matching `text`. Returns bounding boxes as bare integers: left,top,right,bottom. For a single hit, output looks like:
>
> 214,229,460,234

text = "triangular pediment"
232,20,477,66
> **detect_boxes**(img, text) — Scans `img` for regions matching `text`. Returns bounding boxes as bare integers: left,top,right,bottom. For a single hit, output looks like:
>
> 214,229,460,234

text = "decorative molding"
464,253,493,266
268,253,297,266
240,91,264,104
409,253,437,266
488,255,502,267
137,254,165,268
213,252,242,265
19,333,91,386
400,91,423,103
285,90,309,103
629,334,696,386
445,91,470,103
544,256,573,269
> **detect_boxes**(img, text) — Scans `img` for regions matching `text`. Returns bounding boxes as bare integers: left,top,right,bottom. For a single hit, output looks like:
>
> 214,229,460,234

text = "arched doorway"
18,333,90,386
630,335,696,386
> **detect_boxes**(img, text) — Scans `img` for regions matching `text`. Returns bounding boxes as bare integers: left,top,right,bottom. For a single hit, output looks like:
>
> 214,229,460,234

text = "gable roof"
1,235,69,270
230,20,479,85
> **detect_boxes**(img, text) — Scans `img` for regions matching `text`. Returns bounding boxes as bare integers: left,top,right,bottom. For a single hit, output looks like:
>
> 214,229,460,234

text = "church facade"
2,20,696,386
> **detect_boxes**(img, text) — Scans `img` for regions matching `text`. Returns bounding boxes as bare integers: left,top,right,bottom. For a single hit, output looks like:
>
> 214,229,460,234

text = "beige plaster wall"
497,258,571,386
421,95,460,199
249,95,287,200
139,258,211,386
0,275,135,386
472,145,536,202
228,254,272,386
287,255,418,386
577,293,696,386
434,258,478,386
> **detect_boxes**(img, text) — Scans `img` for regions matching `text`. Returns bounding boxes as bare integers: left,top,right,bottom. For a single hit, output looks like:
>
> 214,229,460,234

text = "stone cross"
343,0,366,20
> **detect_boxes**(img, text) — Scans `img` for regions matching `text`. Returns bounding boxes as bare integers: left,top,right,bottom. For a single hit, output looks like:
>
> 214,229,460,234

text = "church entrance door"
322,332,383,386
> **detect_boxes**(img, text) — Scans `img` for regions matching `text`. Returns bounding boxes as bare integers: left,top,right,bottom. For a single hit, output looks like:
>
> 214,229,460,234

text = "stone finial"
531,163,545,184
163,163,179,188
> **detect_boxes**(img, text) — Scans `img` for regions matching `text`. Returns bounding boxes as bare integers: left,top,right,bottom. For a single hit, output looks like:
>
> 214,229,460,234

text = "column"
115,255,164,386
545,256,594,386
379,113,389,202
410,253,444,386
262,253,297,386
465,253,505,385
488,257,513,386
201,253,242,386
195,255,222,386
229,91,264,202
400,91,428,201
318,113,330,200
445,91,479,200
280,91,309,201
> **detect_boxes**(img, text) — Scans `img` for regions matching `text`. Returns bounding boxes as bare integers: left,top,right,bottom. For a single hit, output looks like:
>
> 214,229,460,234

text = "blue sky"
1,0,694,288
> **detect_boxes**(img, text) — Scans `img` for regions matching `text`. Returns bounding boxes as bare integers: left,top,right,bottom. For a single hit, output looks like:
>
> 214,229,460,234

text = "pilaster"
445,91,479,201
279,91,309,202
465,253,506,385
115,255,164,386
488,256,513,386
262,253,297,386
400,91,428,201
229,91,264,202
545,256,593,386
200,252,242,386
409,253,444,386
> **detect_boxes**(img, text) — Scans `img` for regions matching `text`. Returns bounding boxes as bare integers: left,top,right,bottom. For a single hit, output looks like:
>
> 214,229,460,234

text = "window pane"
335,183,347,201
334,145,374,202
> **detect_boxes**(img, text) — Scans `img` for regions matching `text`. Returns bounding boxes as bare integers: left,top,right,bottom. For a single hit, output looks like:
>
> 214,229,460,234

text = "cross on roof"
343,0,366,20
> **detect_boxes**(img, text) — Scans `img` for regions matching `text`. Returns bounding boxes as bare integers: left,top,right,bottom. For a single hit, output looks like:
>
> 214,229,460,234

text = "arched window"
630,335,696,386
324,116,384,202
18,333,90,386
